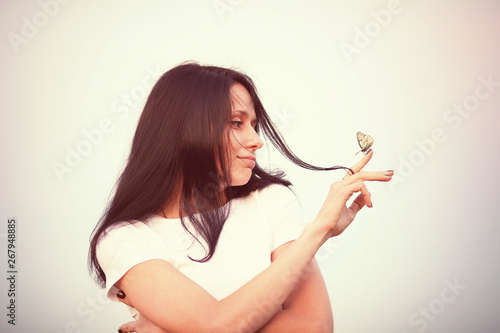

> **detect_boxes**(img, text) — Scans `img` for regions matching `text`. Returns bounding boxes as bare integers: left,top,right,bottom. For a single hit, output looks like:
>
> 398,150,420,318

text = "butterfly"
356,131,374,155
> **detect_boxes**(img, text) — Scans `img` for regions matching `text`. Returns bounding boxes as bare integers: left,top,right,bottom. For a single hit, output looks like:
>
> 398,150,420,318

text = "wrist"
302,221,331,250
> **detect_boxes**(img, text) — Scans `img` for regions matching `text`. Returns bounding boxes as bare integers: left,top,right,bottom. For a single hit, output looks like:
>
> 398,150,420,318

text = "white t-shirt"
96,184,304,309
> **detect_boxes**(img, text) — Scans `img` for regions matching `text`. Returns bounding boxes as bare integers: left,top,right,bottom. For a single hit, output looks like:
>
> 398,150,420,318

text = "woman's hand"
314,149,393,238
110,150,392,333
118,315,169,333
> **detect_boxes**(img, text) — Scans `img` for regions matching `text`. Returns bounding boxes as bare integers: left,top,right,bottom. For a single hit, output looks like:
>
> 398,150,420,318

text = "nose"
245,127,264,151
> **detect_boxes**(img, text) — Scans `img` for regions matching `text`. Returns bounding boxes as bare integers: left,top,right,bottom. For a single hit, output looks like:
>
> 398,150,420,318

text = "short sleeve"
96,222,167,302
259,184,305,251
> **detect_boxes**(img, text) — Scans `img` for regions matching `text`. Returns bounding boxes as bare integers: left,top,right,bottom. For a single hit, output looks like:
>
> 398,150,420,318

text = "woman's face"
227,83,264,186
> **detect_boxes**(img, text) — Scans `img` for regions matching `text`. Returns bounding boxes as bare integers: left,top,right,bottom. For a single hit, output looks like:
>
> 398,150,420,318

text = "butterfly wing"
360,134,374,152
356,131,374,154
357,131,365,143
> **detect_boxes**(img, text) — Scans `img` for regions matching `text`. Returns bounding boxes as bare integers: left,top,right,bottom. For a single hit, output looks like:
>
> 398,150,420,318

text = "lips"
238,156,256,167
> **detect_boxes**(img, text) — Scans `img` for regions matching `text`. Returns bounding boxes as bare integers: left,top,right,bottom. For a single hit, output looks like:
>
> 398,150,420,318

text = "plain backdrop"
1,0,500,332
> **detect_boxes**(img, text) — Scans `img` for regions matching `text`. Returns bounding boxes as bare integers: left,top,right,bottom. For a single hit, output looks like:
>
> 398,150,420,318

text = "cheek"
229,131,241,150
222,131,238,165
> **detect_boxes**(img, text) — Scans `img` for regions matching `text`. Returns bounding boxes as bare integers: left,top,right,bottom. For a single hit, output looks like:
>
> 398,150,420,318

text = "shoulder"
96,218,162,263
245,184,302,222
96,217,168,301
257,183,292,194
255,183,298,205
98,220,153,245
227,184,299,222
254,185,304,250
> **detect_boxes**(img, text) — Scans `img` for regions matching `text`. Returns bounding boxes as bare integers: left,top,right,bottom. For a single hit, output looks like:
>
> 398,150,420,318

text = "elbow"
207,318,225,333
207,315,242,333
208,314,262,333
312,318,334,333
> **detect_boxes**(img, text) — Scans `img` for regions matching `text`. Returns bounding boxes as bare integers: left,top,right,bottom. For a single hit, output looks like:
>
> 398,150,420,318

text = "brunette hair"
88,62,348,287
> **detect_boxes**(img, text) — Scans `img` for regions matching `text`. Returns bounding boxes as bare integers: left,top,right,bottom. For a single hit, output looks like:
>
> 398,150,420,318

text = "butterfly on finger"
356,131,374,155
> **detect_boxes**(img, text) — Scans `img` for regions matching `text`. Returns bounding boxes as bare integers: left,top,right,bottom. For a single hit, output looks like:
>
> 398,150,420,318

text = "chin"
230,171,252,186
230,178,251,187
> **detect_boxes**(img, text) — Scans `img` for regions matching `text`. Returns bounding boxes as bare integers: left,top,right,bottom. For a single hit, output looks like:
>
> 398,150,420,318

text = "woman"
88,62,393,332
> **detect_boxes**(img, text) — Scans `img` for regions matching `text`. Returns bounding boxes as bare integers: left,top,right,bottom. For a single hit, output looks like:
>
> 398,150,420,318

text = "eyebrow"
232,110,257,126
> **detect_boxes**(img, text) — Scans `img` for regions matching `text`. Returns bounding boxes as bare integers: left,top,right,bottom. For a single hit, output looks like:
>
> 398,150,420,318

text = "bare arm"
256,242,333,333
116,150,392,332
118,243,334,333
117,222,327,332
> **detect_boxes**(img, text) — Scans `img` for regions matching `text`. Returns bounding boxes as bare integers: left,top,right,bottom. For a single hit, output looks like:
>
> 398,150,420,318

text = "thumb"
119,320,137,333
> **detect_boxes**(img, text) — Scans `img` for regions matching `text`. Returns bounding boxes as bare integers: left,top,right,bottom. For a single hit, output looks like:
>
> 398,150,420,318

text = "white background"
1,0,500,332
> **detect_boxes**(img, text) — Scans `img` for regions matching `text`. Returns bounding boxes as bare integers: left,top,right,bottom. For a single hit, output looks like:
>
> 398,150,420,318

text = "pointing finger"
345,149,373,178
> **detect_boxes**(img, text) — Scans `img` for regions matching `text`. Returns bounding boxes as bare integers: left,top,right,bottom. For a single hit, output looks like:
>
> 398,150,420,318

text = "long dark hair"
88,62,348,287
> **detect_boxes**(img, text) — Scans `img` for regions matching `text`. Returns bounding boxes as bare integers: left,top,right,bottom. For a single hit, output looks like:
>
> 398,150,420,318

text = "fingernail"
117,290,126,299
118,329,123,333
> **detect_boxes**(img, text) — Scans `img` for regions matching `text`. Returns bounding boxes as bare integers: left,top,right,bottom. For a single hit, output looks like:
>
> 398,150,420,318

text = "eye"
230,120,243,129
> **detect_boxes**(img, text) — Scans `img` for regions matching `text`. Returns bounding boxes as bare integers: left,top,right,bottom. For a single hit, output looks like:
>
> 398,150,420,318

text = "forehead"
230,83,254,113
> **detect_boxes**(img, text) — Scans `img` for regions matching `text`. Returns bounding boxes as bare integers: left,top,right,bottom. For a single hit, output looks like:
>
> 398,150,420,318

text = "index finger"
345,149,373,177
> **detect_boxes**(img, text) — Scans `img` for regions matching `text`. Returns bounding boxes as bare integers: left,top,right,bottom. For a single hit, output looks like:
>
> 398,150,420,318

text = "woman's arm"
118,242,333,333
117,222,327,333
255,242,333,333
116,151,392,332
